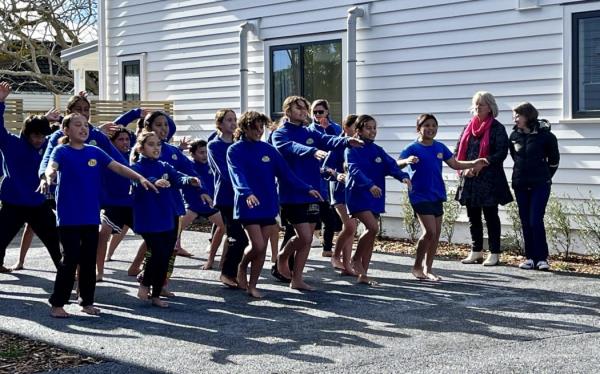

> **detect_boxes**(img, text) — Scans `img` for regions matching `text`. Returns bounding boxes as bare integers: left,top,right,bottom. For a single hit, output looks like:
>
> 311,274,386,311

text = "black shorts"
412,201,444,218
101,206,133,234
281,203,320,225
239,218,277,228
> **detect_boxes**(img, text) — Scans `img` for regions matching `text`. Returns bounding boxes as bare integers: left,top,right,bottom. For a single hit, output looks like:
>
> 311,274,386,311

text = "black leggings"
141,230,178,298
318,202,342,252
466,205,501,254
49,225,98,307
0,201,61,269
218,205,248,279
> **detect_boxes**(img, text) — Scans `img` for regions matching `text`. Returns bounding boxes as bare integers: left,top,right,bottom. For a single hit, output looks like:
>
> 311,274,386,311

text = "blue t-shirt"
50,144,113,226
400,140,453,204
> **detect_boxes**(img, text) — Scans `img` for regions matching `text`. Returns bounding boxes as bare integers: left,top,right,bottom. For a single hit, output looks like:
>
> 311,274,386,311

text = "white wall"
103,0,600,253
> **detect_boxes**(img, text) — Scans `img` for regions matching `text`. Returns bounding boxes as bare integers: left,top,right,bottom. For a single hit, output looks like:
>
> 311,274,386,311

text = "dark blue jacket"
322,139,346,205
227,137,313,220
207,136,235,208
271,121,348,204
0,102,48,206
182,160,215,215
101,149,133,207
131,156,193,233
114,108,176,143
308,120,342,201
345,139,409,214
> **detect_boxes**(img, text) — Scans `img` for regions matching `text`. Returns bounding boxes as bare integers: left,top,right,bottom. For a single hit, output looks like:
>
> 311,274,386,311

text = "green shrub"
503,200,524,255
400,193,419,242
574,191,600,260
442,185,461,244
544,193,573,259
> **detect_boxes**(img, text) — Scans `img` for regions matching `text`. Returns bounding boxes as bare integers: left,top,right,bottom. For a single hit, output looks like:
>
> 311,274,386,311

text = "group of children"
0,81,498,317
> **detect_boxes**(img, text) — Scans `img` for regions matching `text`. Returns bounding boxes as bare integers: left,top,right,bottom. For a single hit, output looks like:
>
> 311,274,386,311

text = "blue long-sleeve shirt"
0,102,48,206
345,139,409,215
114,108,176,143
308,120,342,201
131,156,193,233
227,137,314,220
322,140,346,205
101,149,133,207
182,160,215,215
271,121,349,204
207,136,234,208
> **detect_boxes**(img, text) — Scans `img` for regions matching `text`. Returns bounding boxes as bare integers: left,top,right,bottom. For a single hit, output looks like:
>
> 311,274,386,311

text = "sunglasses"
313,110,326,115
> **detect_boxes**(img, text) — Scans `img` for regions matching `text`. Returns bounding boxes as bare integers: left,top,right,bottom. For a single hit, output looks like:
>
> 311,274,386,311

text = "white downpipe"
346,6,365,115
239,22,255,113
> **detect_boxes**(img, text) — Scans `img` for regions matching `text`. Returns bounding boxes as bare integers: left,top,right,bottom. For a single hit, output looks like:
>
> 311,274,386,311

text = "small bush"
400,193,419,242
503,200,524,255
442,185,461,244
573,191,600,260
544,193,573,259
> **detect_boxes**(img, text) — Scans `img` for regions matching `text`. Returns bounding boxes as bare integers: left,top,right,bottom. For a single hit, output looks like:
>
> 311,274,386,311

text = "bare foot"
412,268,427,280
50,306,69,318
425,272,442,282
175,247,193,257
0,265,12,273
152,298,169,308
236,267,248,290
137,285,150,300
81,305,101,315
201,259,214,270
247,287,263,298
219,274,238,288
340,267,357,277
358,274,379,286
11,263,24,271
160,288,175,298
276,259,292,281
331,256,344,270
290,279,315,291
351,259,365,276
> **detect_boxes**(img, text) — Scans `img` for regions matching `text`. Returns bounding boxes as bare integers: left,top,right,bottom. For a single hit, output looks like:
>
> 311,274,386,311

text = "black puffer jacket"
509,120,560,190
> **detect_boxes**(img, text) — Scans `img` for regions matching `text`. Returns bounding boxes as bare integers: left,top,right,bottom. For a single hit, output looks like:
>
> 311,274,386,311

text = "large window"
270,40,342,123
122,60,141,101
573,10,600,118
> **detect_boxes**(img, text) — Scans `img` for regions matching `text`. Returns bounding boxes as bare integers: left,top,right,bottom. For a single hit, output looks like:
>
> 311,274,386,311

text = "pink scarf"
456,115,493,161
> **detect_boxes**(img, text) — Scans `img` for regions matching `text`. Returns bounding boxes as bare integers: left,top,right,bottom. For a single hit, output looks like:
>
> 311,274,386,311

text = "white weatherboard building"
97,0,600,251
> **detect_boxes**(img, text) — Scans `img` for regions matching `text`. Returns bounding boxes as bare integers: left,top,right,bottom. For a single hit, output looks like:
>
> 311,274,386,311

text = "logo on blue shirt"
375,157,382,163
306,138,314,145
88,159,97,167
261,155,270,162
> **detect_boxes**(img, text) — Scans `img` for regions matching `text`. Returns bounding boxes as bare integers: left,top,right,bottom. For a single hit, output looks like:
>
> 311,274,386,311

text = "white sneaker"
536,260,550,271
461,251,484,264
483,253,499,266
519,259,535,270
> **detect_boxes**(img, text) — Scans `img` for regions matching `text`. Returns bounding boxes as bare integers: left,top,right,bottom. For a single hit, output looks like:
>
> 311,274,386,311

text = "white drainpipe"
239,22,255,113
346,6,365,115
98,0,107,99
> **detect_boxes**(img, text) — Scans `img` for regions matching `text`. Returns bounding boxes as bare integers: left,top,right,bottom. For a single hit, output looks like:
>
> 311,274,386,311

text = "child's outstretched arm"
397,155,419,168
107,161,158,193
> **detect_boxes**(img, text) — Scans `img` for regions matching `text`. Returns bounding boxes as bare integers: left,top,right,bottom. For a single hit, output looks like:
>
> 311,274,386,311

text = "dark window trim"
121,59,141,101
572,9,600,118
269,39,341,120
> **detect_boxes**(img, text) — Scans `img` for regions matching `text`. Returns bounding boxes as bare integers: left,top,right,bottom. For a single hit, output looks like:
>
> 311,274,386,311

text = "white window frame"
117,52,147,101
563,2,600,120
263,32,347,120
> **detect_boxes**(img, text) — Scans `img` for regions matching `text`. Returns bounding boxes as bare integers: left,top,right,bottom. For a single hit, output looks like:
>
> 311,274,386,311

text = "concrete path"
1,231,599,373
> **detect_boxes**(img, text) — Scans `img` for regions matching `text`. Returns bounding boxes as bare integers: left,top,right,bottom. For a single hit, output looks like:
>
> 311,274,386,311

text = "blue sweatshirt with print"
0,102,48,206
345,139,409,214
308,120,342,201
227,137,314,220
271,121,349,204
182,160,215,215
207,136,234,208
131,156,194,233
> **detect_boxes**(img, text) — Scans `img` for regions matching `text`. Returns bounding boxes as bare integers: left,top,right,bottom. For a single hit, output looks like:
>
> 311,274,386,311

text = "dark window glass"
122,60,140,101
573,11,600,117
270,40,342,123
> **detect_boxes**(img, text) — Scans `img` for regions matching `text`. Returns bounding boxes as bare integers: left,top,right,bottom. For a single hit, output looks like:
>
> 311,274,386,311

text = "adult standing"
456,91,513,266
509,102,559,271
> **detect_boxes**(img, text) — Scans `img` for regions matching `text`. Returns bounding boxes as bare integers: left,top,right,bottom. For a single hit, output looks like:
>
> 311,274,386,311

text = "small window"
122,60,141,101
573,10,600,118
270,40,342,123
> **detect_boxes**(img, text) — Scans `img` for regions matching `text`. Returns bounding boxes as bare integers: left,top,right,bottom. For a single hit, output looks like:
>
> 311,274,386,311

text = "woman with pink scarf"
455,92,513,267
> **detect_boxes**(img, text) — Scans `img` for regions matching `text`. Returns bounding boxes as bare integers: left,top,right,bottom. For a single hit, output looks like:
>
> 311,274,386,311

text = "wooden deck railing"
2,99,25,133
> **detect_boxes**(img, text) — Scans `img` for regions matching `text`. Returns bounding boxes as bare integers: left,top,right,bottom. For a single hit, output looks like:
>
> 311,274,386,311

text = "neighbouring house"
96,0,600,252
61,40,100,96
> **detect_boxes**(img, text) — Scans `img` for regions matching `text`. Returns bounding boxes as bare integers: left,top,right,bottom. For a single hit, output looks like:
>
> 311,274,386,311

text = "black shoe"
271,263,291,283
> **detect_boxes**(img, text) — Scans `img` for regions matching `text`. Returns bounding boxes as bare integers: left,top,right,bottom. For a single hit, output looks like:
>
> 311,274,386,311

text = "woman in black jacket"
456,92,513,266
509,102,559,271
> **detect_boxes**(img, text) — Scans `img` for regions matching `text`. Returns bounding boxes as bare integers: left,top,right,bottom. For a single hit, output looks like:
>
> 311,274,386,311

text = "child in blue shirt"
39,113,156,318
345,114,412,285
0,82,61,273
322,114,359,275
399,113,488,281
130,131,203,308
207,109,250,288
271,96,362,291
179,139,225,270
227,111,320,298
